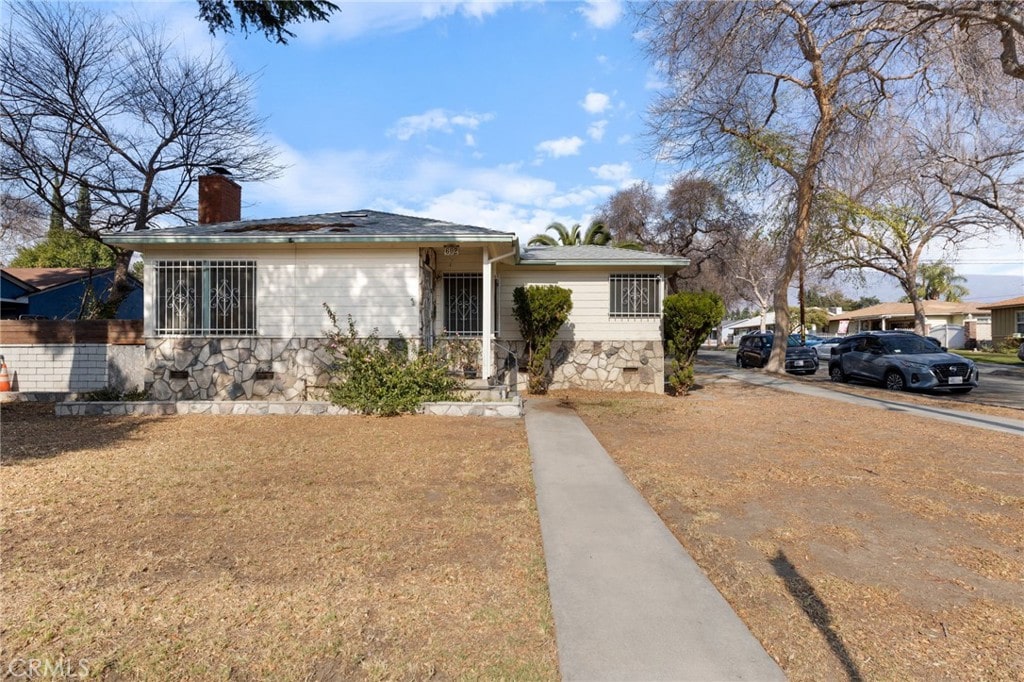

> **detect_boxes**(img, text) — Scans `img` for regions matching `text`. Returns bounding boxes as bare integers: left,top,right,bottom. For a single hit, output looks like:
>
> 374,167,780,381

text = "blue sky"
144,1,1021,296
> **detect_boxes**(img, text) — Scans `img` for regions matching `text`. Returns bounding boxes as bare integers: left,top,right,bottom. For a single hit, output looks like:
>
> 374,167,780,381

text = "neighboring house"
1,267,143,321
104,174,688,400
722,313,777,343
978,296,1024,346
825,301,991,349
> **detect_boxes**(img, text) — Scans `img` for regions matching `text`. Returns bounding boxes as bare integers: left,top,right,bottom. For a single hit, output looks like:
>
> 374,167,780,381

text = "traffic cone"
0,357,11,392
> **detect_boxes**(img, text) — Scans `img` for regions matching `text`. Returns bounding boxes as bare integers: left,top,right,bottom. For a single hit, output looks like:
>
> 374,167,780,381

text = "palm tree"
528,220,635,247
916,262,970,302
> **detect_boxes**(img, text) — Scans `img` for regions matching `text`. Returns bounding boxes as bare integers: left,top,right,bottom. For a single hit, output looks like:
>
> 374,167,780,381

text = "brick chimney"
198,171,241,224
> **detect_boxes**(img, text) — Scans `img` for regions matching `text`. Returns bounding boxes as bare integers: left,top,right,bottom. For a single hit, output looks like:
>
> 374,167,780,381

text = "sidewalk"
524,398,785,682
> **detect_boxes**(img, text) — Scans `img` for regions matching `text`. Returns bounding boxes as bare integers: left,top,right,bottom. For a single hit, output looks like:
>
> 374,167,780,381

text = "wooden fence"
0,320,144,345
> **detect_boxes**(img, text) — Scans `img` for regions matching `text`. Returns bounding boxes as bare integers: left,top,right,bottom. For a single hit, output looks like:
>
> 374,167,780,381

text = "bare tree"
834,0,1024,81
596,175,751,294
1,2,279,311
811,122,995,333
0,191,46,265
640,1,920,372
728,230,785,333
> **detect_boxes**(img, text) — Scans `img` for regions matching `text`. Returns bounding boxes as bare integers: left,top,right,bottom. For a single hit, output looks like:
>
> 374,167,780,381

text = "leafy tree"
528,220,612,247
11,183,114,269
10,228,115,269
512,285,573,394
1,3,279,314
907,262,969,302
789,306,830,333
663,291,725,394
196,0,340,44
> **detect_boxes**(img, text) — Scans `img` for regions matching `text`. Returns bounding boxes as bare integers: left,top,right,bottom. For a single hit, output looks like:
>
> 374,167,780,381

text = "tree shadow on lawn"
771,549,864,682
0,402,145,465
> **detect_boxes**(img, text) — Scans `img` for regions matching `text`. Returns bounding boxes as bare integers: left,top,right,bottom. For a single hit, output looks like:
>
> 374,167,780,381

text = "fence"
0,320,144,394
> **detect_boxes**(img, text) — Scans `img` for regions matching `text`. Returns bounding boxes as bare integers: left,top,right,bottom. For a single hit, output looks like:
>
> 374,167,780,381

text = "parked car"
828,332,978,393
735,332,819,375
814,337,842,360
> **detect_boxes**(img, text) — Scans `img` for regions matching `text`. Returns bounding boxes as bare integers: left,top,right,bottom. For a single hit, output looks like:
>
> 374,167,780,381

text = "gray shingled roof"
518,245,689,267
103,210,516,246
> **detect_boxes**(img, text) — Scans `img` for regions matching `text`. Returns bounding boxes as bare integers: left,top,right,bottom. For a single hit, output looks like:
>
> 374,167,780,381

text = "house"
1,267,143,321
978,296,1024,346
103,174,688,401
825,301,991,349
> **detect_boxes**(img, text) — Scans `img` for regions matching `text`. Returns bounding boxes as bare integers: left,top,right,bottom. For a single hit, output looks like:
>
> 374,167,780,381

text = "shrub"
79,386,148,401
663,291,725,394
323,305,464,416
512,285,573,394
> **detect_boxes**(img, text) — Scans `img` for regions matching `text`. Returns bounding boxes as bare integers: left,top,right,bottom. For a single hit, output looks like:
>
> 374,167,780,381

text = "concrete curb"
54,397,523,418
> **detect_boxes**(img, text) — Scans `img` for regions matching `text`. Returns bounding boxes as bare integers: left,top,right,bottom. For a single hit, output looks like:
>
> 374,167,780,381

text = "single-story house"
825,301,991,348
978,296,1024,346
104,174,688,401
1,267,143,321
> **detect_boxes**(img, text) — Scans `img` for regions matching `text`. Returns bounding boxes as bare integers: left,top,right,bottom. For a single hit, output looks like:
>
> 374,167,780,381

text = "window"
610,274,661,318
155,260,256,335
1016,310,1024,335
443,273,482,335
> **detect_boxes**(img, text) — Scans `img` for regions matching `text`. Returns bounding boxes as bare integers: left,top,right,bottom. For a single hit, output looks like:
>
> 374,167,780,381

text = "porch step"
462,378,513,402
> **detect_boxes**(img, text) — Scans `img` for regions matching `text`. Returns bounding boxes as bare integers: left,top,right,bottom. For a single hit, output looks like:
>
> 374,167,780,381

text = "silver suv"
828,332,978,393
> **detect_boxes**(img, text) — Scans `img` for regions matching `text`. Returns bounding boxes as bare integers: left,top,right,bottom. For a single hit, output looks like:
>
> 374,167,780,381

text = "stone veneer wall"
146,337,334,401
496,339,664,393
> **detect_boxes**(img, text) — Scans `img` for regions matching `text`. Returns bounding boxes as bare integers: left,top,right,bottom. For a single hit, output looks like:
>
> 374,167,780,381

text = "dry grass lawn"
0,404,557,680
563,377,1024,681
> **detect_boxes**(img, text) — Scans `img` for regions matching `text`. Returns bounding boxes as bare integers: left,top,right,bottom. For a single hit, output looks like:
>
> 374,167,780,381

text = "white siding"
142,245,420,338
495,266,664,342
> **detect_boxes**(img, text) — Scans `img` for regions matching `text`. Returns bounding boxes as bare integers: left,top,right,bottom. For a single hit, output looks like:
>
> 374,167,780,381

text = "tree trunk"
95,247,136,319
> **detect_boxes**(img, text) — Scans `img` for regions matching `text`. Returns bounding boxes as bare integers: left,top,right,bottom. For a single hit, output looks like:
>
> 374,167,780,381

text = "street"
697,349,1024,411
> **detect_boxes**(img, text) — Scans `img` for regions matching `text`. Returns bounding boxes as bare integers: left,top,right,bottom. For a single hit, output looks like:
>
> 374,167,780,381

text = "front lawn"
565,382,1023,681
951,349,1024,367
0,404,557,680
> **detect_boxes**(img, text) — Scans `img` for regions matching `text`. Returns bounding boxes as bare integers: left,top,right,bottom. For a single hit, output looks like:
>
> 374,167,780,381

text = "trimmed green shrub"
323,306,464,416
664,291,725,394
512,285,573,394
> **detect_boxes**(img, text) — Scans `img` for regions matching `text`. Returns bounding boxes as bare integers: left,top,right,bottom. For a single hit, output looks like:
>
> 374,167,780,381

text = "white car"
814,337,843,361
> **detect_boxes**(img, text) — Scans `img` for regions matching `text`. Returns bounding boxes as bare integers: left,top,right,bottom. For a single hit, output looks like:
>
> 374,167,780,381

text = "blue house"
1,268,143,320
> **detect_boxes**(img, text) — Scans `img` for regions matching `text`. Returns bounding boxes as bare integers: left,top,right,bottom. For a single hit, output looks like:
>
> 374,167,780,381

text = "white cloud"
587,120,608,142
388,109,494,141
581,91,611,114
579,1,623,29
535,136,584,158
297,1,518,42
590,162,632,182
464,133,476,147
616,133,633,145
547,185,616,210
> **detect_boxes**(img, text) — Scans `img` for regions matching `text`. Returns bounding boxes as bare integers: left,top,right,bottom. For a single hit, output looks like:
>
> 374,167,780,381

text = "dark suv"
736,332,819,375
828,332,978,393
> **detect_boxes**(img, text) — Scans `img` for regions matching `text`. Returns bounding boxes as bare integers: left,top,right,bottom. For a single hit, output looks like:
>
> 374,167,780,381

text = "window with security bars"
609,274,661,318
155,260,256,335
443,273,482,335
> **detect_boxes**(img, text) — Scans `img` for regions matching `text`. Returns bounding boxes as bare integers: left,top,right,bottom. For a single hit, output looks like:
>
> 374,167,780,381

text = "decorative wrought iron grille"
155,260,256,335
609,274,661,318
443,273,482,335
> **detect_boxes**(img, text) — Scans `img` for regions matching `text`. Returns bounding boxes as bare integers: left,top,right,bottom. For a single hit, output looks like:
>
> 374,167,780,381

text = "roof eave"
103,233,518,247
516,258,690,267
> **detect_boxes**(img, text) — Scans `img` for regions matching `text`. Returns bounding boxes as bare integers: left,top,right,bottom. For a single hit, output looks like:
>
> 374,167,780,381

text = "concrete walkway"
524,399,785,681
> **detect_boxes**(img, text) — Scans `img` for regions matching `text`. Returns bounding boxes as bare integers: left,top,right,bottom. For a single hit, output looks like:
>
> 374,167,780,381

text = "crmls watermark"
5,657,90,679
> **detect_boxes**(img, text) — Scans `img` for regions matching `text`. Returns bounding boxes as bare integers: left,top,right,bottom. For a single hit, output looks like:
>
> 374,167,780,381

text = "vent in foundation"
622,367,639,374
254,371,275,381
168,370,189,380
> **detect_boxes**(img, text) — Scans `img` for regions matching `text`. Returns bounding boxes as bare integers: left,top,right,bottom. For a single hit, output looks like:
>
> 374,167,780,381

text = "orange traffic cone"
0,357,10,392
